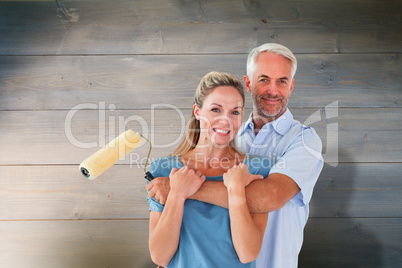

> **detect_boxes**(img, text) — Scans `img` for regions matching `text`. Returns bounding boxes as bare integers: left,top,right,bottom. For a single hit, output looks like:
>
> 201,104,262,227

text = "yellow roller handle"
79,129,141,180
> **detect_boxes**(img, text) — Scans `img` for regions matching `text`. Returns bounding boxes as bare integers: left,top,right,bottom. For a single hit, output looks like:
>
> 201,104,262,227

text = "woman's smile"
213,128,231,135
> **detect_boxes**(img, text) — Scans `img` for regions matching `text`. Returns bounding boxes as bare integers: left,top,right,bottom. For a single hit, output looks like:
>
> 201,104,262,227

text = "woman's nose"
218,115,231,125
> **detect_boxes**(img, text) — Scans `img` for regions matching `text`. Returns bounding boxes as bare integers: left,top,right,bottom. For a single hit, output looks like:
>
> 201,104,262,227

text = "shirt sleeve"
269,127,324,206
246,156,272,179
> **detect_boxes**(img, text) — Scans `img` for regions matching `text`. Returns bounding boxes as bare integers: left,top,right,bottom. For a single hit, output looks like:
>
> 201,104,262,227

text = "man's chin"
259,106,283,119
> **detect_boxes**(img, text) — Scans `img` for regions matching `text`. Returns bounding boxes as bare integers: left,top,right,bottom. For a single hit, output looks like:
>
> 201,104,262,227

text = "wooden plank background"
0,0,401,267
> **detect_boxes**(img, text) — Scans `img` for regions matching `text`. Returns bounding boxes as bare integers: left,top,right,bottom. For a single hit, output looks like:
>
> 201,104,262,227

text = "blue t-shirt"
147,155,271,268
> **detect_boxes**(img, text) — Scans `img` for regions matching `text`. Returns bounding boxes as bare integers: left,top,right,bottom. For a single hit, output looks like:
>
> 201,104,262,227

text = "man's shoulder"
286,117,321,141
281,118,323,160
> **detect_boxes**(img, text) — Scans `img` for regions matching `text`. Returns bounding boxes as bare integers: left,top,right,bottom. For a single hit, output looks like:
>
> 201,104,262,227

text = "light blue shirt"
236,109,324,268
147,155,272,267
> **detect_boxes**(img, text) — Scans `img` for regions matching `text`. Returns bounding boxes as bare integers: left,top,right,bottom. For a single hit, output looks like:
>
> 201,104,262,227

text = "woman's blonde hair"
171,71,245,156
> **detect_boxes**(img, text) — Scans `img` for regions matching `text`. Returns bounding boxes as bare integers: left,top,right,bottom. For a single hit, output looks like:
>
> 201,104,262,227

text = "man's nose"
266,82,279,95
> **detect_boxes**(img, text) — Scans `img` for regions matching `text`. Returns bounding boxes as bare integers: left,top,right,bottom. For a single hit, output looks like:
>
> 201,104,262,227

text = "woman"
147,72,272,267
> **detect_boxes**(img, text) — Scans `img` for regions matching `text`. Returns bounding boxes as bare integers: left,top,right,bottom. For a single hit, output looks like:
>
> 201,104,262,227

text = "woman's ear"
193,104,200,120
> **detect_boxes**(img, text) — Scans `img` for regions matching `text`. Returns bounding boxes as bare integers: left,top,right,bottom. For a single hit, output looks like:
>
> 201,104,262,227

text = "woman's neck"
196,145,233,160
180,144,243,173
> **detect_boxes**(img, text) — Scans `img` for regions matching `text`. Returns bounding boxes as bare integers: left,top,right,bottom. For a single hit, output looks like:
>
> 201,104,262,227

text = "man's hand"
146,176,170,205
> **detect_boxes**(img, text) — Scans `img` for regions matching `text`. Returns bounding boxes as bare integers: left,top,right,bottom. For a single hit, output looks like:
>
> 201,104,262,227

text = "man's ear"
244,75,252,94
289,78,295,95
193,104,200,120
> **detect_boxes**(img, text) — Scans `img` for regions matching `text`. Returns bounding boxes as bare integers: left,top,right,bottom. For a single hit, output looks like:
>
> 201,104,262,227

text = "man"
147,43,324,267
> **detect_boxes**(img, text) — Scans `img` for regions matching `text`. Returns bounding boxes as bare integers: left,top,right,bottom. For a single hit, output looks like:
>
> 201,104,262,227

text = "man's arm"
146,173,300,213
245,173,300,213
192,172,300,213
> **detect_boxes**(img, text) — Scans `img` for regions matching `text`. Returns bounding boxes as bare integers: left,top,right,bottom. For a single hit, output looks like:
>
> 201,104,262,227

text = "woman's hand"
169,166,206,200
223,163,267,264
223,163,263,190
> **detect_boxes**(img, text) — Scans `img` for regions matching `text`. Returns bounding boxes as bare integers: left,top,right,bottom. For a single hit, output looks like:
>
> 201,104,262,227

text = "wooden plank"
0,0,401,55
0,1,400,267
299,218,402,267
309,163,402,218
340,25,402,53
0,55,250,110
294,53,402,108
0,109,192,165
0,54,400,110
0,165,149,220
0,108,401,165
1,163,401,220
0,220,153,268
1,218,401,268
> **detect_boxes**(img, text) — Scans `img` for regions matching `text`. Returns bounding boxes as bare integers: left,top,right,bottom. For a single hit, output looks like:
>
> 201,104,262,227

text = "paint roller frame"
141,135,156,182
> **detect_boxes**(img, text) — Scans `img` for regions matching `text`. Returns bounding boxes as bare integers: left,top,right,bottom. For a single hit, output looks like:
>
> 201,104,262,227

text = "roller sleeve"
79,129,141,180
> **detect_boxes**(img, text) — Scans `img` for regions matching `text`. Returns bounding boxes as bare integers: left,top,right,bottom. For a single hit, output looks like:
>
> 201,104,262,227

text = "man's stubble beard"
252,90,288,120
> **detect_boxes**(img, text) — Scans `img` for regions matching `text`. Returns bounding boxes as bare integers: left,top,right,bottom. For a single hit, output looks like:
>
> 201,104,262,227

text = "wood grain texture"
0,165,149,220
0,108,401,165
1,0,401,266
0,220,153,268
0,218,401,268
0,53,400,110
0,0,401,55
310,163,402,218
1,163,401,220
300,218,402,268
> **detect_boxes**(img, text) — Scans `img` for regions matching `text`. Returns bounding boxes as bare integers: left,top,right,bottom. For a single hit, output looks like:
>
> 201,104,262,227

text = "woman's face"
194,86,244,148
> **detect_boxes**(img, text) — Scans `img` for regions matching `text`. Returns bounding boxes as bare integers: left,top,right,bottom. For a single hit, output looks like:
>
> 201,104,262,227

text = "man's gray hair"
246,43,298,82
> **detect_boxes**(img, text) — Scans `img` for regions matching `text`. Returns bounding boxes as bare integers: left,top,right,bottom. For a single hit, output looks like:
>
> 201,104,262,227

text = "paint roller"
79,129,155,181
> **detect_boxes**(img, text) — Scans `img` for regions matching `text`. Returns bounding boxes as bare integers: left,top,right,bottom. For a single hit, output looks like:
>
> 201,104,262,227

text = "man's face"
244,52,294,122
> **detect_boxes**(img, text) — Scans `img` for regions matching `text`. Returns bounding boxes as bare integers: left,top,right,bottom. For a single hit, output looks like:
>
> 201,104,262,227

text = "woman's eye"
232,111,240,115
211,108,220,113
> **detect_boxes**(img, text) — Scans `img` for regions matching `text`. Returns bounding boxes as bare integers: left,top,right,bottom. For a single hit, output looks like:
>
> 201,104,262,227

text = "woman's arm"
223,163,267,263
148,166,205,267
227,185,268,263
148,191,186,266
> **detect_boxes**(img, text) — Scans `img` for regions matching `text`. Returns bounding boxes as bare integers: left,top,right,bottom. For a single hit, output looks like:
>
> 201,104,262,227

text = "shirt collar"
271,109,293,135
240,109,293,136
239,112,254,136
